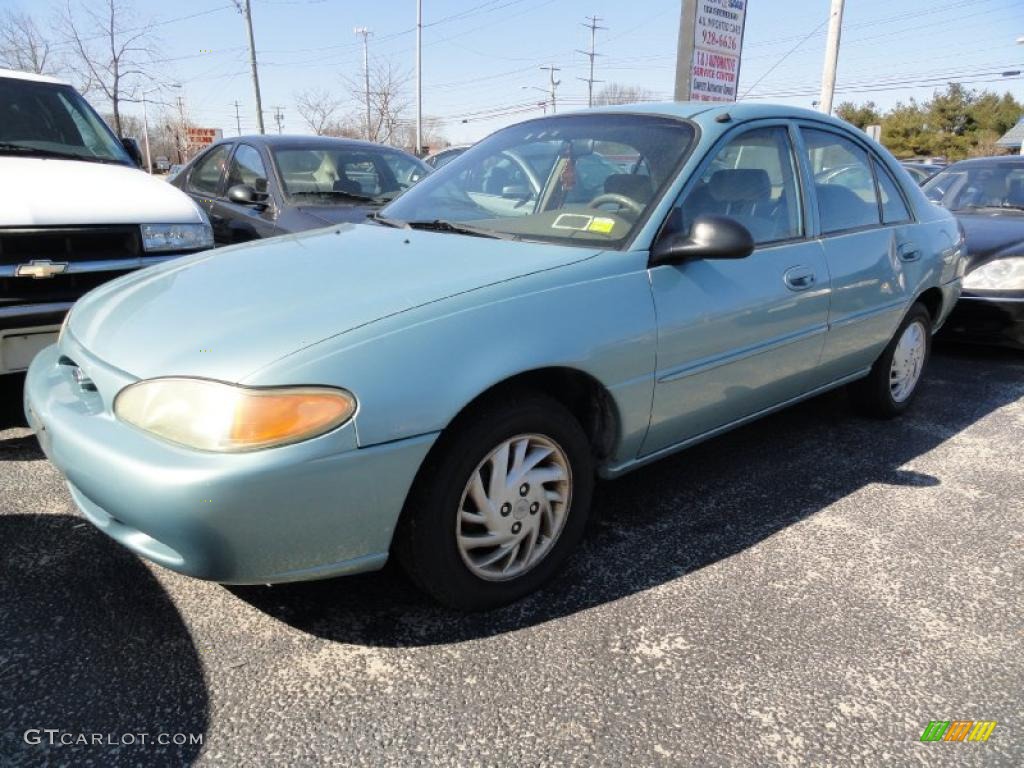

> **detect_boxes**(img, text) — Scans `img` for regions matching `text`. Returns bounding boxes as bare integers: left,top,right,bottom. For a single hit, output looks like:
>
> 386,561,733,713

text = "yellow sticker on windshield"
588,217,615,234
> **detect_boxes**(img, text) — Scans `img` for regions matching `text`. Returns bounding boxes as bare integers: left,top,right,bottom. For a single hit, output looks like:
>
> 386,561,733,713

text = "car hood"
956,211,1024,270
68,223,600,381
0,156,203,226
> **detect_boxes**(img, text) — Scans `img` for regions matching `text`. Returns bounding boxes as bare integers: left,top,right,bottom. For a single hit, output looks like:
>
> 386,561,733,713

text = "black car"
170,135,430,245
924,156,1024,349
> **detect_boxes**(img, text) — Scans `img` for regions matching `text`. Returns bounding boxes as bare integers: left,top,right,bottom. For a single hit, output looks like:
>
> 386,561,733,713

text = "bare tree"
58,0,156,137
594,83,656,106
399,115,447,154
293,88,344,135
321,117,363,139
345,60,412,145
0,10,57,75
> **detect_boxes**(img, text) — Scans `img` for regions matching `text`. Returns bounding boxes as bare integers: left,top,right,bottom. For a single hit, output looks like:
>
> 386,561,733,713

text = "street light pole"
355,27,372,140
540,64,561,114
415,0,423,154
818,0,845,115
141,92,152,173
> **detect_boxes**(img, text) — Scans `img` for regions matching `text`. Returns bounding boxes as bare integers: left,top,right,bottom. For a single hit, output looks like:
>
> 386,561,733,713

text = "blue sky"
14,0,1024,143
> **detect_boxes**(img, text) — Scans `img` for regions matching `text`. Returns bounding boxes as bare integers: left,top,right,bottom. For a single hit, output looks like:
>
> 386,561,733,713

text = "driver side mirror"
227,183,268,208
651,214,754,266
121,137,143,168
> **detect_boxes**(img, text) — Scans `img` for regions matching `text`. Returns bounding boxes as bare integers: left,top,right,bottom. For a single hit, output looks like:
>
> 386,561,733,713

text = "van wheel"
395,393,594,611
850,302,932,418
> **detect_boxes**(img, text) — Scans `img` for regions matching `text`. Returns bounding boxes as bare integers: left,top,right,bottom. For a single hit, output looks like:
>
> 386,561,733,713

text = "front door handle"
783,266,816,292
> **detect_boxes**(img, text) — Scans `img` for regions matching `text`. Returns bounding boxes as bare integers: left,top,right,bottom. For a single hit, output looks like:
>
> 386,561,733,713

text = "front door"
642,122,831,456
211,143,277,244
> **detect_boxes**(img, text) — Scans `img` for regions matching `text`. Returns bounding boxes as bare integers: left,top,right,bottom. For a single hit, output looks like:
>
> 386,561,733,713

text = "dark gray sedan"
170,135,430,245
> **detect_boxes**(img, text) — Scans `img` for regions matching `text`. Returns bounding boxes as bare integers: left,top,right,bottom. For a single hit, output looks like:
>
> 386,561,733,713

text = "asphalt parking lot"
1,345,1021,767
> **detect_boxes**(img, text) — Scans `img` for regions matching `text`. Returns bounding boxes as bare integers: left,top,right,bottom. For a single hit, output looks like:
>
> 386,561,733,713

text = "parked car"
923,156,1024,348
169,135,430,245
153,155,171,173
26,103,963,609
901,161,944,185
0,67,212,377
423,144,470,169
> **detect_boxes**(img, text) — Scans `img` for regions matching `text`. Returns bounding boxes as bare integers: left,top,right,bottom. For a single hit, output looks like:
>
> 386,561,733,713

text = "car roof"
579,100,848,125
941,155,1024,169
0,67,68,85
225,134,418,155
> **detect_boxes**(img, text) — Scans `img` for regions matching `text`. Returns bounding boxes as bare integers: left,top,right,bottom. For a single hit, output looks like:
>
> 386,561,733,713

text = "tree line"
836,83,1022,160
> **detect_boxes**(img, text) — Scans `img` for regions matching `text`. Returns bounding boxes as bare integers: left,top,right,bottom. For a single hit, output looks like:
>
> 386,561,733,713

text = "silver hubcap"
890,320,927,403
456,433,572,582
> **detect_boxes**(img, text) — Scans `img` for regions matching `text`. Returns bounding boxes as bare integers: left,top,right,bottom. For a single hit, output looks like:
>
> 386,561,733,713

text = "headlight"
114,378,356,452
141,222,214,253
962,257,1024,291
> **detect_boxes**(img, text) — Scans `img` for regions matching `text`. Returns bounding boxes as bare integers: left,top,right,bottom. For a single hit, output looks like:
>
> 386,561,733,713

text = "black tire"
849,302,932,418
394,391,595,611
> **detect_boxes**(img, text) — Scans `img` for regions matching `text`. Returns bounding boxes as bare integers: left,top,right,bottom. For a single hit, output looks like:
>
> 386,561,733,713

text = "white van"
0,68,213,375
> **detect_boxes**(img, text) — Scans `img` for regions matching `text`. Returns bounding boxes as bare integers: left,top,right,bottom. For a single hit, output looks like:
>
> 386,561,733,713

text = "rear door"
642,121,831,456
796,125,917,380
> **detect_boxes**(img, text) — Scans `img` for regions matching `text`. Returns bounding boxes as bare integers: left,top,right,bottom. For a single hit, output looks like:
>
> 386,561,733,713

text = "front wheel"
849,302,932,418
395,393,594,610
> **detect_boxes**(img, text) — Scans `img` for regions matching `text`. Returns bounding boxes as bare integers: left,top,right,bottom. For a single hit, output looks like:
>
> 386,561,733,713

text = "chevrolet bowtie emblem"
16,259,69,279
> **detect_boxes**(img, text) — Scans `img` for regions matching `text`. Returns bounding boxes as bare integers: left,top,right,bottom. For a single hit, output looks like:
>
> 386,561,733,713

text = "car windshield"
923,163,1024,212
272,145,428,204
380,113,696,247
0,76,132,165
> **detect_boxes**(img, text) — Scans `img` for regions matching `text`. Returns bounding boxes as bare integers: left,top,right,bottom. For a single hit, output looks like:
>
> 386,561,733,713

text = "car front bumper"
24,342,437,584
941,292,1024,349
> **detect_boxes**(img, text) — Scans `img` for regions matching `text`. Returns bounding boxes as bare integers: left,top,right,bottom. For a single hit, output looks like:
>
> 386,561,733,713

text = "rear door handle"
783,266,816,291
898,242,922,262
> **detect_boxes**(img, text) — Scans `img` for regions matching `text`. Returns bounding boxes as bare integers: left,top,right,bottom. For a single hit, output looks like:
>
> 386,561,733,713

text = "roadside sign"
186,127,223,151
675,0,748,102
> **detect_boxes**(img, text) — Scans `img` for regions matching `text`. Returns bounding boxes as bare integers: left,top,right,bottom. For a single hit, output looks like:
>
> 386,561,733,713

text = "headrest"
709,169,771,203
604,173,653,202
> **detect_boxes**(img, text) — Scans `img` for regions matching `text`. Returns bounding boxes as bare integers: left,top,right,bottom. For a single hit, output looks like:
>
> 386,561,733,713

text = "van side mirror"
121,137,143,168
651,214,754,265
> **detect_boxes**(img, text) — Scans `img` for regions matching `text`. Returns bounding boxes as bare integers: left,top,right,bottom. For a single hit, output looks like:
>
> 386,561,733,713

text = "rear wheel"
395,393,594,611
850,302,932,417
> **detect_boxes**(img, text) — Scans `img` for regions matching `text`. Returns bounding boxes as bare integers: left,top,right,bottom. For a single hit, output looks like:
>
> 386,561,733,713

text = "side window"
677,125,802,245
802,128,880,233
226,144,268,191
341,159,382,195
874,160,911,224
189,144,231,196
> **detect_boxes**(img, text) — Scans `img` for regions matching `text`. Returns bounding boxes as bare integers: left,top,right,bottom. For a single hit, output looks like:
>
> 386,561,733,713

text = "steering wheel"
588,193,644,216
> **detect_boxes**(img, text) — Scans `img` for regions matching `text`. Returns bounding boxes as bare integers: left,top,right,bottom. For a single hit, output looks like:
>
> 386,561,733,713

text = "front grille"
1,268,134,306
0,225,142,266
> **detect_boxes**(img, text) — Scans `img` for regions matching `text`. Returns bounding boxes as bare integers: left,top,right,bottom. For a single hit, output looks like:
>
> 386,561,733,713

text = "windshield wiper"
403,219,513,239
0,142,123,164
367,212,408,228
290,189,386,203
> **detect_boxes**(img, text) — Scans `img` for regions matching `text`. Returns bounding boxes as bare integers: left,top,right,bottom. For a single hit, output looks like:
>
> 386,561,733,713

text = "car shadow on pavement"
230,349,1024,647
0,514,209,766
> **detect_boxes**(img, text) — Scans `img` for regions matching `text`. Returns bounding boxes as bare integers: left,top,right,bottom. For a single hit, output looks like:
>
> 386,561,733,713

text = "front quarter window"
381,114,696,247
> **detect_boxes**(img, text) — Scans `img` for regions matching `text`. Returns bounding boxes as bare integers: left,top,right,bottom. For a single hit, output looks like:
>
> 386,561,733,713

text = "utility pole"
415,0,423,155
175,94,189,163
577,15,606,108
355,27,372,140
235,0,265,134
540,64,561,114
233,100,242,135
273,106,284,134
818,0,845,115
